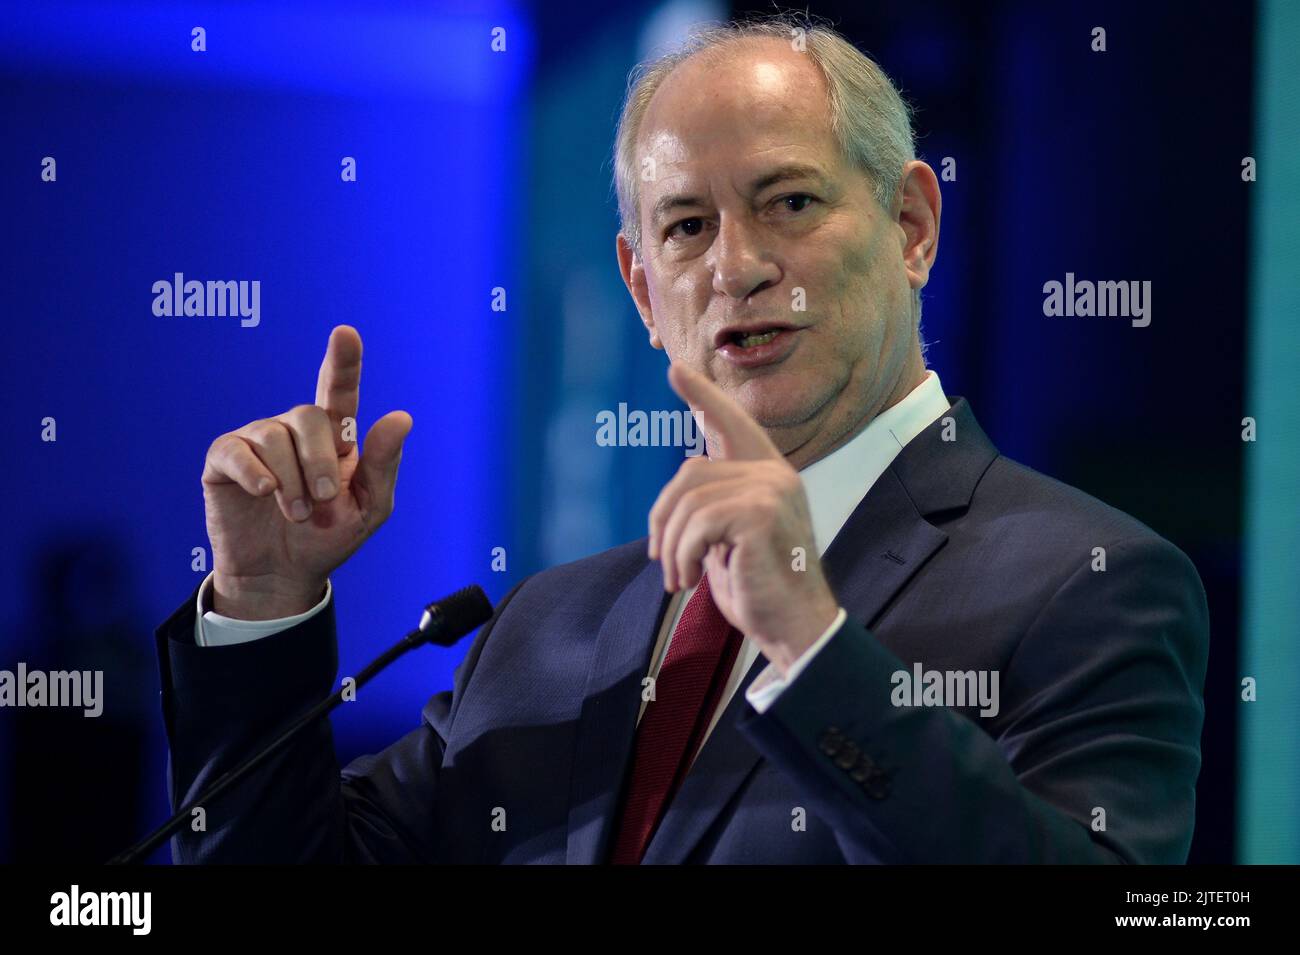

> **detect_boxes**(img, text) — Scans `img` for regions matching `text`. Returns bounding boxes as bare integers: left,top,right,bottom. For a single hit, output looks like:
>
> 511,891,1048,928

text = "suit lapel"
821,467,950,627
565,558,670,864
827,396,997,633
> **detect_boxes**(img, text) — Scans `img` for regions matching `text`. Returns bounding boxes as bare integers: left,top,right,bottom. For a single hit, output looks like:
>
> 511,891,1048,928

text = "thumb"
355,410,413,515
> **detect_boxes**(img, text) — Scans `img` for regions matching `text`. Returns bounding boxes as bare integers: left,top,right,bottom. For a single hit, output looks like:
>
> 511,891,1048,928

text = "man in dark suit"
155,18,1208,863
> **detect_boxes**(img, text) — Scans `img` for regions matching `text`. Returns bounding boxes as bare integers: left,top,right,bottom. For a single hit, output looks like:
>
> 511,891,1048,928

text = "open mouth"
714,323,800,349
730,329,782,349
714,324,804,368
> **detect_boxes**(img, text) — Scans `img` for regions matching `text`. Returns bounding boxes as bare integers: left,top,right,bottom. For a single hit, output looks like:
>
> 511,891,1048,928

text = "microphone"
107,584,495,865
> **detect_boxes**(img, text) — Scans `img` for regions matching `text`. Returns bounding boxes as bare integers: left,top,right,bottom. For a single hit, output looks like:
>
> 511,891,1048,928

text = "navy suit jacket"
154,395,1209,863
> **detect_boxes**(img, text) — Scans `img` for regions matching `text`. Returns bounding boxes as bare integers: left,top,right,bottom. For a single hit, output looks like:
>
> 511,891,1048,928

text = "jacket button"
817,728,844,756
848,754,877,782
861,768,890,799
833,741,860,770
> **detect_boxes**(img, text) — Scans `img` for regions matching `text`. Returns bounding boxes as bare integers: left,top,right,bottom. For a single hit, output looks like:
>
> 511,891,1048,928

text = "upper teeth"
737,330,779,347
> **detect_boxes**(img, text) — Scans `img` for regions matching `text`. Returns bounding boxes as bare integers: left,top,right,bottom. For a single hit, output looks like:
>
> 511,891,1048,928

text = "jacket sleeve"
154,578,525,863
735,535,1209,863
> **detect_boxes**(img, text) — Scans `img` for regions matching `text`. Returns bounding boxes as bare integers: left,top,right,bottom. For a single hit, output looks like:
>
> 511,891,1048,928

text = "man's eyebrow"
747,163,831,194
650,193,707,227
649,164,832,226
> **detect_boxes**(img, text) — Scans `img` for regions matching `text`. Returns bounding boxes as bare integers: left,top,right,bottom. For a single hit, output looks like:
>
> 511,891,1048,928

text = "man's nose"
709,217,780,300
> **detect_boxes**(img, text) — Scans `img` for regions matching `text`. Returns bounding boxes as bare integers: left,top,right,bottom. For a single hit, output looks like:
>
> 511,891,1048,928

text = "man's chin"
734,385,826,434
707,363,835,435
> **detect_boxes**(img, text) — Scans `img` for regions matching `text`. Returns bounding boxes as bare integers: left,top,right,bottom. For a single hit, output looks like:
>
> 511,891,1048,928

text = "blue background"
0,0,1289,864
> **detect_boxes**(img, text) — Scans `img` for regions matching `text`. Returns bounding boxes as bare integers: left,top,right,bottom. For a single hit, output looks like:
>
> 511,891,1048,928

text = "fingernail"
256,477,273,495
315,476,336,499
291,499,311,521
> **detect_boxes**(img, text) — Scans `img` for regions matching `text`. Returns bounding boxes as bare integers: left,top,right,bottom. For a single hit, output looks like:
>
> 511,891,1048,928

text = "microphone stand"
107,584,493,865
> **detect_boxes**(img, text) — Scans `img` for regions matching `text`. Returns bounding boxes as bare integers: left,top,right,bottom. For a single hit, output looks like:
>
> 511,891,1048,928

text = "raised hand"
648,363,841,675
201,325,413,619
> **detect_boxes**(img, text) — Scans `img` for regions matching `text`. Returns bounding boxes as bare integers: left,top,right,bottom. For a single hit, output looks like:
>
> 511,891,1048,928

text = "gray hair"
612,13,918,255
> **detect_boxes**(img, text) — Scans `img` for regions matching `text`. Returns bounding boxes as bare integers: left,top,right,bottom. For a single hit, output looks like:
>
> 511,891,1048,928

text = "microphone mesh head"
425,585,494,646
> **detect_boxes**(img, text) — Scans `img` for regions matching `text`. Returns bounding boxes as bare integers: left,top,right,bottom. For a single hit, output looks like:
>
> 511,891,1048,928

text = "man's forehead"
635,42,833,179
640,44,828,144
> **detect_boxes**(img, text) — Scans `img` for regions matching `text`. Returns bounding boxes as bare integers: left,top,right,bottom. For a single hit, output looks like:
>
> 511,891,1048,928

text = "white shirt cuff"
193,571,332,647
745,607,847,714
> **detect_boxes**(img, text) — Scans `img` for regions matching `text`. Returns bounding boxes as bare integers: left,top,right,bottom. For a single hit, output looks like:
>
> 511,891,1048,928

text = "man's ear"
893,160,941,293
616,232,663,349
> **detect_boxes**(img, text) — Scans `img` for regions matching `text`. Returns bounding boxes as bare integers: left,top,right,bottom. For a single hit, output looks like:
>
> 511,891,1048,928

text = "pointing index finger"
667,363,780,461
316,325,362,451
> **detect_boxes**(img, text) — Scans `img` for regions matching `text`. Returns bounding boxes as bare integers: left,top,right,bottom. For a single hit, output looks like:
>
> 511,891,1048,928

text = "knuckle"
281,403,314,425
695,500,727,528
754,493,780,521
245,418,286,447
649,496,668,524
299,403,333,430
680,485,709,511
206,432,237,462
775,468,800,492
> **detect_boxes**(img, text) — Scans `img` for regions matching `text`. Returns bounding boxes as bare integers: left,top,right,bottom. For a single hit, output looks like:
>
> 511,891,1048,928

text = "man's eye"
780,194,815,213
668,218,705,239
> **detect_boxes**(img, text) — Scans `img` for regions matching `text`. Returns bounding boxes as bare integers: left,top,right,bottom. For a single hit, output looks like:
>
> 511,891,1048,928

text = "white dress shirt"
194,369,951,764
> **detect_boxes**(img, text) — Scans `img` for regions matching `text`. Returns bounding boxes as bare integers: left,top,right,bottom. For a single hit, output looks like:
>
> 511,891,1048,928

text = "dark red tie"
608,572,744,864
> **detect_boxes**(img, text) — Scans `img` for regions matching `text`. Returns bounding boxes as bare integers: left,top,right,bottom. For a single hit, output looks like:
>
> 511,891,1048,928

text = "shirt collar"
798,368,950,555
